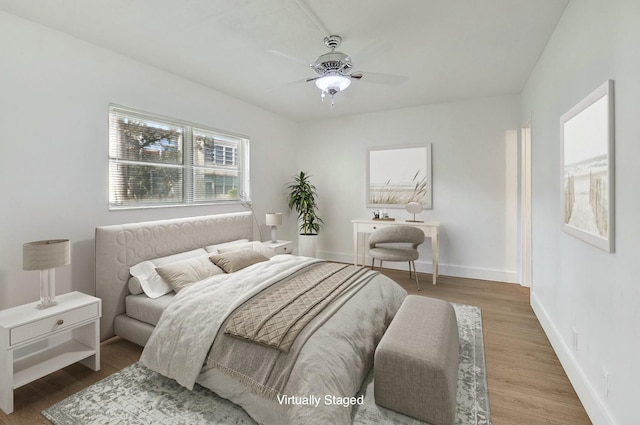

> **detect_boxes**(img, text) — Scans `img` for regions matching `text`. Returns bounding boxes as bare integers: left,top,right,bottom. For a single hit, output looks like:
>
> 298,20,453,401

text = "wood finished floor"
0,270,591,425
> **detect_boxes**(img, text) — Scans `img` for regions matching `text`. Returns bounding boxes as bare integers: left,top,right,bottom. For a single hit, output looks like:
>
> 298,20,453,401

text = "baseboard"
318,251,519,284
530,292,616,425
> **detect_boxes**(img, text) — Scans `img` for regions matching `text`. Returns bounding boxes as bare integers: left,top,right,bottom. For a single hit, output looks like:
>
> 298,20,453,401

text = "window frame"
108,105,250,210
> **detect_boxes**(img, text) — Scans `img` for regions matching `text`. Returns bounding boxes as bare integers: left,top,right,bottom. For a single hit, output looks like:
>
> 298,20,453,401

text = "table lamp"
23,239,70,309
265,213,283,243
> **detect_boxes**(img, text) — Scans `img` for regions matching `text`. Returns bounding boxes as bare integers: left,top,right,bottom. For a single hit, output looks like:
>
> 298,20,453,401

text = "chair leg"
412,261,420,291
408,261,412,278
371,257,375,270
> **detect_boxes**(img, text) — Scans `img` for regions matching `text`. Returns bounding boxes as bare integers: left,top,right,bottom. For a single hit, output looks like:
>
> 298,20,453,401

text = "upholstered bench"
374,295,459,425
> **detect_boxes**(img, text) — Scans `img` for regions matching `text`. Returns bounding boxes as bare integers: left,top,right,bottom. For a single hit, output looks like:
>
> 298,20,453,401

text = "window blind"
108,105,249,209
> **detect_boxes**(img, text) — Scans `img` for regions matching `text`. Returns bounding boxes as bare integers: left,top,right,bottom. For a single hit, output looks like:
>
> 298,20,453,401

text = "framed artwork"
560,80,614,252
367,144,432,209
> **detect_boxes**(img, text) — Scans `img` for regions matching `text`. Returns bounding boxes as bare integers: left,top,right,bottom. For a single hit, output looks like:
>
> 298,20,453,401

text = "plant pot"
298,234,318,257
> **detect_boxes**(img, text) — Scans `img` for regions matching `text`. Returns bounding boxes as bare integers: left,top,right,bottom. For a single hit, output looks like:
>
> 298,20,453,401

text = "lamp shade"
265,213,283,226
23,239,71,271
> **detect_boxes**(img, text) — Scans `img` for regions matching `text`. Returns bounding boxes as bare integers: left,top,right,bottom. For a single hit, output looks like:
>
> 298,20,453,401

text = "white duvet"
140,255,406,425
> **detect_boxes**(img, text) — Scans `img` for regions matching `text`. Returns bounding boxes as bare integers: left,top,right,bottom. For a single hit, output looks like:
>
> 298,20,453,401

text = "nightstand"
261,240,293,255
0,291,101,414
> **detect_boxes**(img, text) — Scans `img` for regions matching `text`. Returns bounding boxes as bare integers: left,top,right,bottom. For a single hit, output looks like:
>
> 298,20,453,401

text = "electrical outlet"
572,328,578,352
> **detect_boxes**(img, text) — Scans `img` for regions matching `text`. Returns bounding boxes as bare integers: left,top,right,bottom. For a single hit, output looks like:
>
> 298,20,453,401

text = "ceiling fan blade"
265,78,309,92
267,49,310,67
347,38,392,68
294,0,331,37
349,71,407,86
305,76,321,82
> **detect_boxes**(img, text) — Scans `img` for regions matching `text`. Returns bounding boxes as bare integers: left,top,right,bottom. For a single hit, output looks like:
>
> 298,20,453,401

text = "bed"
95,212,407,425
95,212,254,344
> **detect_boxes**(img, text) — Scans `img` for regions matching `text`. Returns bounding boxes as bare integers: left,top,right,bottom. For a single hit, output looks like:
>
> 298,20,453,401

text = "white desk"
352,219,440,285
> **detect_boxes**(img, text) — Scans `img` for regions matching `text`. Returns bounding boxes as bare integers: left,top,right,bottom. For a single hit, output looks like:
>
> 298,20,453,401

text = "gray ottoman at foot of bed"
374,295,459,425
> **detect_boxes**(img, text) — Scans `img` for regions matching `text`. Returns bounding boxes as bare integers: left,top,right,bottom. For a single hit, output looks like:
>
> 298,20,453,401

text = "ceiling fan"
269,0,407,107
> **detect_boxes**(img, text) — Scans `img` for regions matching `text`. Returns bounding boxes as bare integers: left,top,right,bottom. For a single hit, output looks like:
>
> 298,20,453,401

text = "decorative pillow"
209,249,269,273
156,256,224,293
129,248,208,298
204,239,250,254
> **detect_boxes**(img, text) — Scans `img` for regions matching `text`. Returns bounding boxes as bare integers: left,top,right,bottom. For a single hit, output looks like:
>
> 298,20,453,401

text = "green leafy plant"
287,171,323,235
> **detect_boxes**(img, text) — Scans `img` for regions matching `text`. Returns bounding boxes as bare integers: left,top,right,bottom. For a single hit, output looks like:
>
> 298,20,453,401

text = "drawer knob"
57,319,64,326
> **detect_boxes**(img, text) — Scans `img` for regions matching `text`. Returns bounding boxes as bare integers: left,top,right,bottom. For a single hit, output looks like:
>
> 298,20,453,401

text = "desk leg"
432,234,439,285
361,233,368,267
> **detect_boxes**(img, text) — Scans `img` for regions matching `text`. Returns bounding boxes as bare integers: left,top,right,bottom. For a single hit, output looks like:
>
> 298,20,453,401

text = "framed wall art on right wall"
560,80,615,252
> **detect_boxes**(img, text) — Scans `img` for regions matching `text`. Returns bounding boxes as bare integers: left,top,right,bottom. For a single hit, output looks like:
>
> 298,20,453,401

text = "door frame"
520,121,532,287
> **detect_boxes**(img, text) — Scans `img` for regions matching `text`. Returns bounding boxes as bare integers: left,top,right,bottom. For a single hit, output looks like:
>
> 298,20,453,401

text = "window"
109,106,249,209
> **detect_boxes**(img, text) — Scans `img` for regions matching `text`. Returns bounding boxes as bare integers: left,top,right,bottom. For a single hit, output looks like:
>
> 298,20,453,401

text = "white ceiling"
0,0,568,122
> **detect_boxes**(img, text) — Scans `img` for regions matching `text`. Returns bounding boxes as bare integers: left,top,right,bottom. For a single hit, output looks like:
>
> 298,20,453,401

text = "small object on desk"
405,202,424,223
373,217,396,221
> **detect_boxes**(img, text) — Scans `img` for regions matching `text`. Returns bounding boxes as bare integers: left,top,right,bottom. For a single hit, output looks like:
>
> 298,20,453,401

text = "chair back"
369,225,425,248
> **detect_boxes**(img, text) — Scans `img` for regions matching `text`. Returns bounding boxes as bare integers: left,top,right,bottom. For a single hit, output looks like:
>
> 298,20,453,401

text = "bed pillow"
216,240,272,257
156,256,224,293
209,249,269,273
204,239,250,254
129,248,208,298
127,276,144,295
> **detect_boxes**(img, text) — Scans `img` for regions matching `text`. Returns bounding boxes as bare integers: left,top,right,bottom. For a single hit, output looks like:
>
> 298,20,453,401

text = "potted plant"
287,171,323,257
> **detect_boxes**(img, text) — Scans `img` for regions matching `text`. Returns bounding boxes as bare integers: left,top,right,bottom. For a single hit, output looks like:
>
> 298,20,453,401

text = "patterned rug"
43,303,490,425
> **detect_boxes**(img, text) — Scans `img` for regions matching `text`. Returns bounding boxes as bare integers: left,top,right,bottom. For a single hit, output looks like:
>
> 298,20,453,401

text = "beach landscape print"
561,80,614,252
367,144,432,208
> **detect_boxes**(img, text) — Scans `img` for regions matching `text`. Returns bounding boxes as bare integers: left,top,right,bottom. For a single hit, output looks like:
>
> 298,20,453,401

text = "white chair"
369,225,425,290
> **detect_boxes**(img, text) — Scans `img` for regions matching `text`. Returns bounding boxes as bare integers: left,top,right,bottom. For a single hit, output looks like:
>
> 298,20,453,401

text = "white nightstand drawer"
273,244,292,254
261,240,293,256
10,303,99,346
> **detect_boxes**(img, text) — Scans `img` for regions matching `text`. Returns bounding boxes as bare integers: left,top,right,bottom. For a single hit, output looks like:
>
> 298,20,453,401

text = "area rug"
43,303,490,425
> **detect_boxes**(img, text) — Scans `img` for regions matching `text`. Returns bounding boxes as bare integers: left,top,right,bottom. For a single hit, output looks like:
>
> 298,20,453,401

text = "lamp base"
38,268,58,309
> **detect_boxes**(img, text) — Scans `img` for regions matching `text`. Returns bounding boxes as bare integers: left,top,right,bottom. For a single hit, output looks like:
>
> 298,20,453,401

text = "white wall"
296,95,520,283
0,11,298,310
521,1,640,424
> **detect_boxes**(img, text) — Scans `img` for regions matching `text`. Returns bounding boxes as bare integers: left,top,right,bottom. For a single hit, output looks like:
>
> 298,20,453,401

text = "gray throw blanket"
224,262,369,352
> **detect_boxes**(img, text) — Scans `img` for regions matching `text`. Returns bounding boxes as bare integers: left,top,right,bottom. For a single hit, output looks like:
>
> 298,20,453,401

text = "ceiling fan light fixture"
315,74,351,94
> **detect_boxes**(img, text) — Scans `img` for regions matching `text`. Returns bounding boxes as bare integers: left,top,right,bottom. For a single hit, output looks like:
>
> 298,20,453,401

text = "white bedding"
140,255,406,425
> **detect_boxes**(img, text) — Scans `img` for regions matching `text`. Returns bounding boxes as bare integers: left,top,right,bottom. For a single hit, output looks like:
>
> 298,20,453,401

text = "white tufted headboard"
95,212,253,341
